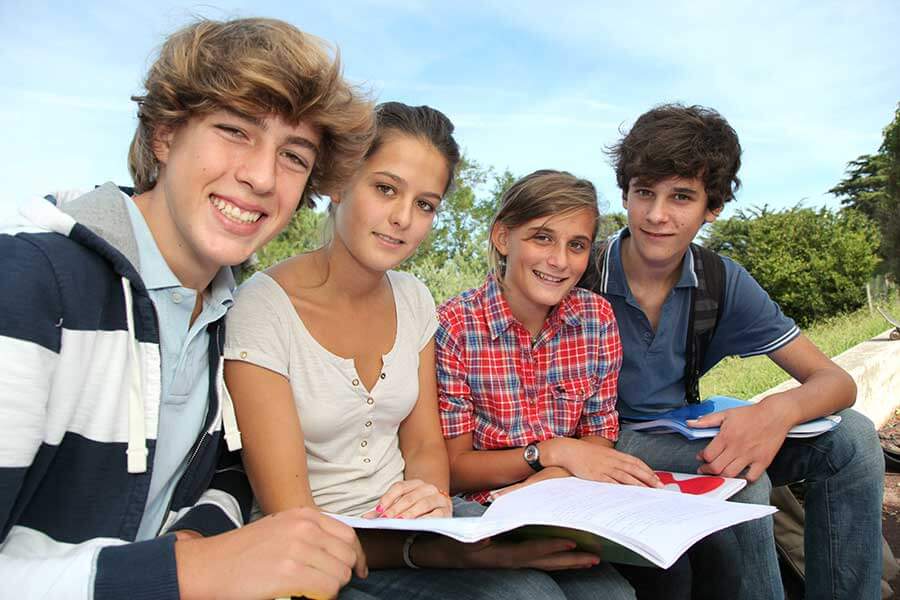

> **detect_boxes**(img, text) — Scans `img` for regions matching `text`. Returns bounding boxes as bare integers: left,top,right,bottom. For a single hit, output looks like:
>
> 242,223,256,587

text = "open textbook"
622,395,841,440
332,475,774,569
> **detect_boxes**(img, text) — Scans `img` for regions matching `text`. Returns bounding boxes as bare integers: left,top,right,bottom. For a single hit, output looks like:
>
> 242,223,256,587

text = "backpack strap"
683,244,726,403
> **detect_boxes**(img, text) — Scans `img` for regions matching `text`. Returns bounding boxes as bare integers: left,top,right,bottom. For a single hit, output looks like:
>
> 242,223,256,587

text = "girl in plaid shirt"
434,171,666,598
437,170,664,503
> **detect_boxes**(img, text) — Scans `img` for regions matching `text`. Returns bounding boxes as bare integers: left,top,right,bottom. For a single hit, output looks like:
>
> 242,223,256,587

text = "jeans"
341,564,636,600
616,407,884,600
340,497,637,600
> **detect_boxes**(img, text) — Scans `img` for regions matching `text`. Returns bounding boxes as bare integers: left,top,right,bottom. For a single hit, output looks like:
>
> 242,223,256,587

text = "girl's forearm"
448,446,543,494
402,441,450,492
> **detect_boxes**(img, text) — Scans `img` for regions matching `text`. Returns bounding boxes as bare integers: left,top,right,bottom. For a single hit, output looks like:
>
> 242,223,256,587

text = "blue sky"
1,0,898,223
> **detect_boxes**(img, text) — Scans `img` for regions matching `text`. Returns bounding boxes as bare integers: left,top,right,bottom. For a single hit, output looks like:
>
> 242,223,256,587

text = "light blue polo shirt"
123,195,235,540
603,229,799,419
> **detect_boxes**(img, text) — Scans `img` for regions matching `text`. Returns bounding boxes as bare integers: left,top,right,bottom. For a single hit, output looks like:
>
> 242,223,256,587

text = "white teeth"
375,233,403,244
534,270,564,283
212,196,262,224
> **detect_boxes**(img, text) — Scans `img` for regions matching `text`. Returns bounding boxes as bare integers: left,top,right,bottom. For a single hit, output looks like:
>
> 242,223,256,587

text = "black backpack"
578,240,726,404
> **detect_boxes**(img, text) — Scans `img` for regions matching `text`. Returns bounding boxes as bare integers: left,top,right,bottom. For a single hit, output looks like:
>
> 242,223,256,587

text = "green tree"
402,163,514,302
706,206,881,326
244,206,327,278
830,103,900,280
597,212,627,240
880,106,900,281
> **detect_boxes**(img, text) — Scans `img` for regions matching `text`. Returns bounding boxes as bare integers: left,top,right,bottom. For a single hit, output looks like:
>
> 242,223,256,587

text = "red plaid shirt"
436,274,622,503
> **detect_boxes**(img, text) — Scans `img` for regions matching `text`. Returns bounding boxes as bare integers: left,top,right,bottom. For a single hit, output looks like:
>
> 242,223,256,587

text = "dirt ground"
880,410,900,599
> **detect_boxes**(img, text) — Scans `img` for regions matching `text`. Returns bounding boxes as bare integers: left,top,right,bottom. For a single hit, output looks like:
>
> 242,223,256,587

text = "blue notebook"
622,396,841,440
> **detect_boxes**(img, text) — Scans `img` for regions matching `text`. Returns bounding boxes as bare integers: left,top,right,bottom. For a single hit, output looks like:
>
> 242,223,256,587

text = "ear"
490,223,510,257
705,206,723,224
151,125,176,165
330,190,342,206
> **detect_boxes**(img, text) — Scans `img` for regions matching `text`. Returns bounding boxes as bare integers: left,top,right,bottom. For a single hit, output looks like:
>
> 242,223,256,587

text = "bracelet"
402,532,421,569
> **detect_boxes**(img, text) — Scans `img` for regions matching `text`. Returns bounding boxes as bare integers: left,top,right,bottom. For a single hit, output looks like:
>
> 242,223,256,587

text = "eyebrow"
225,109,319,155
525,225,591,242
673,187,699,195
373,170,443,201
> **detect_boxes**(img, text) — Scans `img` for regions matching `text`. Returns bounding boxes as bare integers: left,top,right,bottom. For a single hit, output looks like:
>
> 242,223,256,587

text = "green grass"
700,297,900,400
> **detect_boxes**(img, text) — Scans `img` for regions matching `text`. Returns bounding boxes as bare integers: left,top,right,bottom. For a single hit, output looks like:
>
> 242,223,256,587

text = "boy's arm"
162,443,253,538
0,237,181,599
174,507,365,600
694,334,855,481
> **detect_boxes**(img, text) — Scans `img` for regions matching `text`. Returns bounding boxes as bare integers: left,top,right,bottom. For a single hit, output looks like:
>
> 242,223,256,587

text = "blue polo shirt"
123,195,235,540
602,229,799,419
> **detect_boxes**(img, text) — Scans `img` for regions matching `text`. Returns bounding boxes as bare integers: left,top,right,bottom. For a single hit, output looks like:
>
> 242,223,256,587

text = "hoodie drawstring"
121,277,148,473
218,356,242,451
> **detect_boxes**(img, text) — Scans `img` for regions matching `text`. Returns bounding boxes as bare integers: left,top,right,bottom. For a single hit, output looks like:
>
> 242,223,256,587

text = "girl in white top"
225,102,635,600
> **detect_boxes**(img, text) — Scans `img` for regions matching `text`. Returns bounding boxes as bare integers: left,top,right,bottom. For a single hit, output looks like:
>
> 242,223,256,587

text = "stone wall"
751,328,900,427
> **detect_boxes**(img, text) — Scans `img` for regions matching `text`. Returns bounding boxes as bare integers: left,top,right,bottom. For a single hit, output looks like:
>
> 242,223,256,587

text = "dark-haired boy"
582,104,884,599
0,18,375,600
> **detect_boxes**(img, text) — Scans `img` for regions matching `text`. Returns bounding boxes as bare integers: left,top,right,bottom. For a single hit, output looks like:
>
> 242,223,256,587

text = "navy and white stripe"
0,186,252,600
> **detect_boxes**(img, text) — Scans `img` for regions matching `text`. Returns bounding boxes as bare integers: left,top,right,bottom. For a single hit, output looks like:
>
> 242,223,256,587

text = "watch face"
524,444,539,462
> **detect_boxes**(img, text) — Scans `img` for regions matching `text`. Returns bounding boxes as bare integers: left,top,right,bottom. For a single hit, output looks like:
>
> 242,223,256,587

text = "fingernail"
375,504,383,513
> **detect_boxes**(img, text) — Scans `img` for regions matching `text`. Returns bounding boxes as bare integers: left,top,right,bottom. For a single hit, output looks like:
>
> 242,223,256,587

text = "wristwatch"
523,443,543,472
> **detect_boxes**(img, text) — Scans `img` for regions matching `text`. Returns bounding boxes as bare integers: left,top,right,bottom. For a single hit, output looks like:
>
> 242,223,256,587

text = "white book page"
330,514,523,543
485,478,775,567
331,477,775,569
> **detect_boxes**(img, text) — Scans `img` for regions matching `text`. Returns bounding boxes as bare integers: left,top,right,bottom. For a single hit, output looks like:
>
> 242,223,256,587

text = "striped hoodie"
0,184,251,599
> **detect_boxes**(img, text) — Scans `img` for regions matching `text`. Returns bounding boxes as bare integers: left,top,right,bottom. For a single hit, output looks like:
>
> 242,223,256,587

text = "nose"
646,197,668,224
236,144,277,195
546,242,569,270
389,198,414,230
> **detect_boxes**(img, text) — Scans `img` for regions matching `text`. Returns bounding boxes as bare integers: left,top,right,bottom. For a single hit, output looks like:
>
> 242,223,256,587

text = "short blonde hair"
129,17,374,207
488,169,599,279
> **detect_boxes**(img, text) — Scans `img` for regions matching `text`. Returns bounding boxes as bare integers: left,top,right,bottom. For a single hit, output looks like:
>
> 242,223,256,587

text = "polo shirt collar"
482,273,582,340
124,194,235,305
606,227,697,297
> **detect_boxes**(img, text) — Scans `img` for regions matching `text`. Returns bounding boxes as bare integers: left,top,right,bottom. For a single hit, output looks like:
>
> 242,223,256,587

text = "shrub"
706,206,881,327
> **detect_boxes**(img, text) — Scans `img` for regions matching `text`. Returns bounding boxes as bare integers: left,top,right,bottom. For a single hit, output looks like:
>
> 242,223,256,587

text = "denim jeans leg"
616,430,783,600
343,568,569,600
766,408,884,600
551,562,637,600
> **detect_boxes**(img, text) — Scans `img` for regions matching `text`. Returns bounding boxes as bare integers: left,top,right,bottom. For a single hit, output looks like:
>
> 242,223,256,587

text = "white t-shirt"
225,270,438,517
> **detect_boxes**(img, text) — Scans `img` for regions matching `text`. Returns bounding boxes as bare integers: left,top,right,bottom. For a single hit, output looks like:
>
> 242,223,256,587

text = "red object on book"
656,471,725,495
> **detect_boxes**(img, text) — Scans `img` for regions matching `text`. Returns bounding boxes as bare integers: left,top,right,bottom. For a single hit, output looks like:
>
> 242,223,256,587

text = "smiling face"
136,109,320,288
492,208,596,327
622,175,721,271
330,133,449,273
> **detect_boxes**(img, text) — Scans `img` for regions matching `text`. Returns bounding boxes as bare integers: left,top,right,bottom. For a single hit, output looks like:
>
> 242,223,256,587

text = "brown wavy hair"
128,17,375,208
488,169,599,280
608,103,742,211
